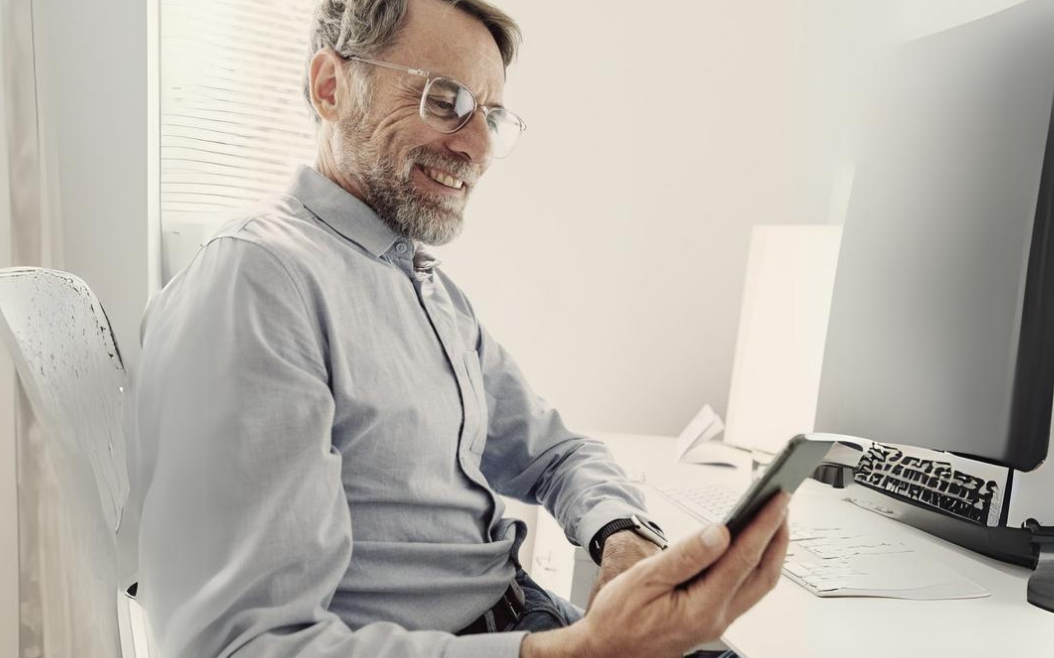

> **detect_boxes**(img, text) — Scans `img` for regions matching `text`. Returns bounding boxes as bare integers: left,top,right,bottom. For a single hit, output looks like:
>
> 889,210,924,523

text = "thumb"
647,524,730,587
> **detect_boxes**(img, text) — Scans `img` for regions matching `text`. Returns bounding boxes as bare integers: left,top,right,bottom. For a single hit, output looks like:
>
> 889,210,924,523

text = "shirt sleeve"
474,324,652,549
136,237,526,658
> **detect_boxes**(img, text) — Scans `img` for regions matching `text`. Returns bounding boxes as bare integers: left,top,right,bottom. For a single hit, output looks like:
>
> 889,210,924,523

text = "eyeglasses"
344,55,526,159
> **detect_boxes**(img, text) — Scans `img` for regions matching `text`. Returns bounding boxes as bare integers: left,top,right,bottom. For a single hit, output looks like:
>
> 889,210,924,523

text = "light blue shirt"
136,165,650,658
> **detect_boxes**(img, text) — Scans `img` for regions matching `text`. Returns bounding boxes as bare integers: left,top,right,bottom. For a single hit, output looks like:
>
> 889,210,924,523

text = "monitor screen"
815,0,1054,472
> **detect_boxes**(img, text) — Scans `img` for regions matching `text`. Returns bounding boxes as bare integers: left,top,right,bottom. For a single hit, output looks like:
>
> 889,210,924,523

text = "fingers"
697,492,790,597
726,517,790,620
644,522,730,588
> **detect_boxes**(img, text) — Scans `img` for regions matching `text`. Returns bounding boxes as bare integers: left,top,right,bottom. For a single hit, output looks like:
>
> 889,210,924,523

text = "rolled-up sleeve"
475,325,651,549
136,237,525,658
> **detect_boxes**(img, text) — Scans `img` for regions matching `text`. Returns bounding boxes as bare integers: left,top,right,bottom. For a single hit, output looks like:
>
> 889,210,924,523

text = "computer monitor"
815,0,1054,474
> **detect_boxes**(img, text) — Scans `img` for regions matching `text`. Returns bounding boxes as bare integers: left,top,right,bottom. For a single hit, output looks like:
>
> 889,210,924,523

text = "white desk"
573,432,1054,658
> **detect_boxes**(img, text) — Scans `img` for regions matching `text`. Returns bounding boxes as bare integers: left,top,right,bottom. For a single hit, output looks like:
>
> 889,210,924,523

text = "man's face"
332,0,506,245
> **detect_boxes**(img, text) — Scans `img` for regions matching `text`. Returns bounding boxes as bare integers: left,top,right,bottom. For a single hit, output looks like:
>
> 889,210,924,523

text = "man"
135,1,790,657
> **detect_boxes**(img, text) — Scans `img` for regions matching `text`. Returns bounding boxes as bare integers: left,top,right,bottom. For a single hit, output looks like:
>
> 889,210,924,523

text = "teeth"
424,167,464,190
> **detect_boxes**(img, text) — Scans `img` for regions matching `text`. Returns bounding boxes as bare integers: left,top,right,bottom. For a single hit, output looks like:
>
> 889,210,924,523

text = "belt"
456,580,526,635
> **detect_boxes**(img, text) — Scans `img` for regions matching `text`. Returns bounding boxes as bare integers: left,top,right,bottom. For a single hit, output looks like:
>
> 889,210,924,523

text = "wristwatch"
588,514,668,565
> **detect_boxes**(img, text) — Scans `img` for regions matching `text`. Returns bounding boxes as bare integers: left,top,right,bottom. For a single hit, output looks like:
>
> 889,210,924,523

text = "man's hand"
522,493,791,658
586,531,664,609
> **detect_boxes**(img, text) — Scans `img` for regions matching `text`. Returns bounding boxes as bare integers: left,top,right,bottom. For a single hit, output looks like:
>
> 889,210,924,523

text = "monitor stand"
844,481,1036,565
840,446,1053,613
1027,521,1054,613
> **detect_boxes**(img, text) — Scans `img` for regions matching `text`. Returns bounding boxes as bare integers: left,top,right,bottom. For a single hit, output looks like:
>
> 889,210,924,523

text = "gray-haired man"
136,1,790,657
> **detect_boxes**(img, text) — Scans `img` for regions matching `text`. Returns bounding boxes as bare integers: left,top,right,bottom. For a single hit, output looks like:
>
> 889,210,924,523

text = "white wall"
439,0,880,436
32,0,151,372
438,0,1034,438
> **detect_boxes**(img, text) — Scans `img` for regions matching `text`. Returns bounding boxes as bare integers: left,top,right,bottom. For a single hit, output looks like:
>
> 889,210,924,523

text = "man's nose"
444,110,492,167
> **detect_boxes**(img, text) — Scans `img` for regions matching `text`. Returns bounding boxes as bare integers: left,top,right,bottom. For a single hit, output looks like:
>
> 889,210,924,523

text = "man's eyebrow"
394,78,426,96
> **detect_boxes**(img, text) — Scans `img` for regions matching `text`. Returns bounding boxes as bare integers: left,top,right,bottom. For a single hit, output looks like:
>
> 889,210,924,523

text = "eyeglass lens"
420,77,523,158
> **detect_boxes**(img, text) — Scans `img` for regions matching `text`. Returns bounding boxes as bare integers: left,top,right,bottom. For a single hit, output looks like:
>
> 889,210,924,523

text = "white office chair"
0,267,150,658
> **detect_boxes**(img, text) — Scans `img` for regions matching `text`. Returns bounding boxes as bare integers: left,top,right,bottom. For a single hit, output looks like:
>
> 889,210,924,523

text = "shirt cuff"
575,498,653,553
444,631,528,658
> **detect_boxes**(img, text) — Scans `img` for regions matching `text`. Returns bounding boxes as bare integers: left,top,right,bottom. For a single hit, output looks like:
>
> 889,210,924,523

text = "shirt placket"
389,241,489,487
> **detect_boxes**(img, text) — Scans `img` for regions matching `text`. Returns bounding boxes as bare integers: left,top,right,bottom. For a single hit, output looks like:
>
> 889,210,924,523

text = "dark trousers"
495,570,584,633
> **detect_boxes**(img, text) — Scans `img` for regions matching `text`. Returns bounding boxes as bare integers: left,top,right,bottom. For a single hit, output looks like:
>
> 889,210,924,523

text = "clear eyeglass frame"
344,54,527,159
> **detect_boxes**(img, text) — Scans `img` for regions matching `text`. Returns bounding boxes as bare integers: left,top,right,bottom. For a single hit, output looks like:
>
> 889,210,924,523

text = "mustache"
405,148,481,186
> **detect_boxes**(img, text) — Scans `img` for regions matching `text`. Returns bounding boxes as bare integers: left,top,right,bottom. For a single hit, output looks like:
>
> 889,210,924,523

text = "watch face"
629,515,668,549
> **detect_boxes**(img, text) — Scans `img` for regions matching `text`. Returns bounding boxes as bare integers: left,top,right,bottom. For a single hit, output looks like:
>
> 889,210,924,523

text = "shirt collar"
286,165,401,258
413,244,441,273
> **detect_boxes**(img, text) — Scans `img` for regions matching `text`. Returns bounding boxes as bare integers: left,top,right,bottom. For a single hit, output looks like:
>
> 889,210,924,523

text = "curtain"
1,0,104,655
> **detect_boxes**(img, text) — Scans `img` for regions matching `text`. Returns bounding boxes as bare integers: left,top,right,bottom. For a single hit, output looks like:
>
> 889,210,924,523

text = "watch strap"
588,515,667,564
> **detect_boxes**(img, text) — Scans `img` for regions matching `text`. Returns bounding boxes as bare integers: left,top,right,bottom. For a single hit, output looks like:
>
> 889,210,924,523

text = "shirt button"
395,242,408,255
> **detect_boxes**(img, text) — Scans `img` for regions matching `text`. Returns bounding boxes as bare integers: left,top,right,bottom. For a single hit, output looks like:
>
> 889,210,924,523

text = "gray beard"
357,146,467,246
335,108,474,247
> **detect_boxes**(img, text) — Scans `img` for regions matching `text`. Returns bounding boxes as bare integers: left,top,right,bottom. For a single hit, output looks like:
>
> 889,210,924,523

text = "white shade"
160,0,317,227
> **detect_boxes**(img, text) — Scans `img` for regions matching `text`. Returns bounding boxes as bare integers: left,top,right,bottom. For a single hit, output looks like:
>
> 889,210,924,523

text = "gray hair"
303,0,522,123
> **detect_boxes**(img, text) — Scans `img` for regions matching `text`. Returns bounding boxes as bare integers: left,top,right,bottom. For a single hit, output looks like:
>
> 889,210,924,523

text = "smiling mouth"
418,165,466,191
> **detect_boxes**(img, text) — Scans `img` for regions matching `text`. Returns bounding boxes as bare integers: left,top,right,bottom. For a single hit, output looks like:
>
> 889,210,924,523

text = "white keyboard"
655,482,988,600
656,483,742,525
655,483,822,542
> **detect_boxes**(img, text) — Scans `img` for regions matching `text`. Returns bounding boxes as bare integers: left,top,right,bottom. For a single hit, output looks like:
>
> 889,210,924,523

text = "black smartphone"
722,434,834,539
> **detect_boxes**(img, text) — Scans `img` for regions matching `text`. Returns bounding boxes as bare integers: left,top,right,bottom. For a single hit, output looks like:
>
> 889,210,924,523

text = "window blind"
160,0,317,226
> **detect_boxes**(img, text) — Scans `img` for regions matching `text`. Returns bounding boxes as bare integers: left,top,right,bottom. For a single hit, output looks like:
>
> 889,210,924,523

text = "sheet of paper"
680,442,753,469
675,404,724,460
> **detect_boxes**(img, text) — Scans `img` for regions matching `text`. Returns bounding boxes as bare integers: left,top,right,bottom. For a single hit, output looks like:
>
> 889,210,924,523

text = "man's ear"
309,48,346,123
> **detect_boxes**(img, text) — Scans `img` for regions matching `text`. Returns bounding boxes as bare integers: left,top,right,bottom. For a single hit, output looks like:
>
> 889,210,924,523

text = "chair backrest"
0,267,131,657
